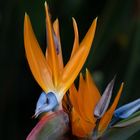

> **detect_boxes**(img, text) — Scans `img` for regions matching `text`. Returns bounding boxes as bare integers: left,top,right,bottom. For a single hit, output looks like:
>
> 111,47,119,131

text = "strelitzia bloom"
26,66,140,140
24,2,97,117
25,3,140,140
67,69,124,138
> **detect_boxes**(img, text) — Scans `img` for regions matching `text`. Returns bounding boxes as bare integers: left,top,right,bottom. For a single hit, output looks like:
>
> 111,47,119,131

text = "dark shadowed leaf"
101,120,140,140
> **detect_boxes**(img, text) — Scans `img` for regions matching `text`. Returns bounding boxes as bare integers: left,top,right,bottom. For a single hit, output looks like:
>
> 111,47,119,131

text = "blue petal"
114,98,140,119
94,76,116,118
35,92,59,117
36,92,47,110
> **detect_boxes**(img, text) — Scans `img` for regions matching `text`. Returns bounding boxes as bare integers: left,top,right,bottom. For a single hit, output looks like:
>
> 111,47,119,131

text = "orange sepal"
24,13,54,93
69,84,81,115
77,73,87,119
70,18,79,58
45,2,59,87
84,69,101,123
58,18,97,95
58,46,85,96
71,109,95,138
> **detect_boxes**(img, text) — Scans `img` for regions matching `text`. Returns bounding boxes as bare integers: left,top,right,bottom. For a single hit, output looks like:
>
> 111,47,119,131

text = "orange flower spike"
45,2,59,87
71,18,79,58
72,111,94,138
98,83,124,134
69,84,87,137
24,13,54,93
24,2,98,116
69,84,80,115
77,73,87,119
59,18,97,95
85,69,101,123
69,71,99,137
71,110,86,137
71,104,94,138
69,82,86,136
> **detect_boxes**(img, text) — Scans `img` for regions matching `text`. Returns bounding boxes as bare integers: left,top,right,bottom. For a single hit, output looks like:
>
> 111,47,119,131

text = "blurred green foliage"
0,0,140,139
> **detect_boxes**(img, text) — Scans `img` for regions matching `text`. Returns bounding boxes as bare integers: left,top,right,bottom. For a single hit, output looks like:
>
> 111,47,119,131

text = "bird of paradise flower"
64,70,124,138
24,2,140,140
65,72,140,139
24,2,97,118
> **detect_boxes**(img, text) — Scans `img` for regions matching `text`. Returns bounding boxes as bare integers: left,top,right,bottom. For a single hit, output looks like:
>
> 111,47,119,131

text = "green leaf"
113,110,140,127
101,119,140,140
27,111,69,140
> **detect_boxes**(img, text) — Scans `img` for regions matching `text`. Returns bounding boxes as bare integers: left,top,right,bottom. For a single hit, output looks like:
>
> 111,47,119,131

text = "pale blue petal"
94,76,116,118
36,92,47,110
35,92,59,117
114,98,140,119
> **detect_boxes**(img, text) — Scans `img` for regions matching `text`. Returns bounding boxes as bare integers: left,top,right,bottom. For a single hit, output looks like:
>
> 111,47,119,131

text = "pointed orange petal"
84,69,101,123
80,18,97,49
45,2,59,86
86,69,101,106
69,84,80,114
53,19,64,72
76,73,87,119
24,13,54,93
71,109,85,137
58,18,97,96
98,83,124,134
70,18,79,58
58,46,85,98
71,109,95,137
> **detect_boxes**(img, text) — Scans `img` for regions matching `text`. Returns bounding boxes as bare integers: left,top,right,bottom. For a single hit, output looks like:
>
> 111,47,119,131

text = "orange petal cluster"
69,69,124,137
24,2,97,102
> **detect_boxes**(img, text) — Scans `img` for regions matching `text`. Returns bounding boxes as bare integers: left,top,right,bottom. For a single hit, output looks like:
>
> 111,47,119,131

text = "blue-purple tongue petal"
94,76,116,118
34,92,59,118
35,92,47,110
114,98,140,119
113,111,140,127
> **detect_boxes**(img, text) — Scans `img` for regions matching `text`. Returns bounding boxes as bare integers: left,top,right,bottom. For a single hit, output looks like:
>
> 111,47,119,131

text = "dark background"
0,0,140,139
